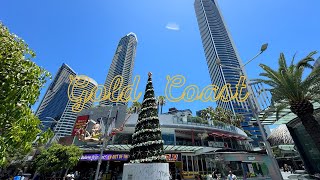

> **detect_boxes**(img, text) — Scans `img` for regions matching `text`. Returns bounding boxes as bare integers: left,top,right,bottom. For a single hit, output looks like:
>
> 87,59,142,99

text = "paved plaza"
281,171,319,180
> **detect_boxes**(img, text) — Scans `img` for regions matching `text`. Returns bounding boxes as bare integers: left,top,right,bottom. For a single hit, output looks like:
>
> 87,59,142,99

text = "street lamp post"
94,108,113,180
31,117,59,180
44,117,59,146
216,43,283,180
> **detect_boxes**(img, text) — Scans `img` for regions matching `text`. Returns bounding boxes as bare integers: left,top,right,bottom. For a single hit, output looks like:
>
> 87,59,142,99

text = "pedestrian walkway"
281,171,317,180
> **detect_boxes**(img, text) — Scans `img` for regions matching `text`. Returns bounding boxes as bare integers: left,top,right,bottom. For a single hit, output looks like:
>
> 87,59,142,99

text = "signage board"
80,153,181,162
165,154,181,161
208,141,228,148
72,115,89,136
247,156,256,161
80,154,129,161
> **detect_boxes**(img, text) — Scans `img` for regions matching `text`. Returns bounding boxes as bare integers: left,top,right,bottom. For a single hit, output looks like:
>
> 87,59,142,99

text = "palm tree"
213,107,230,124
253,51,320,151
200,108,210,121
157,96,166,114
127,107,134,114
131,101,142,114
232,114,244,128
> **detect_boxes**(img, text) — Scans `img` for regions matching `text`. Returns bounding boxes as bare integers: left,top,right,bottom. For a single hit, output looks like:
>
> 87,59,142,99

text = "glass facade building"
194,0,263,146
35,63,76,128
100,33,138,107
36,64,98,137
73,113,275,179
54,77,97,137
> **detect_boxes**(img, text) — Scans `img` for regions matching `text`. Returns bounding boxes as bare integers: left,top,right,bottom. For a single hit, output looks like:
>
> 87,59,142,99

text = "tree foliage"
157,96,166,114
127,101,142,114
254,51,320,107
253,51,320,153
34,144,83,175
198,106,244,128
0,22,51,167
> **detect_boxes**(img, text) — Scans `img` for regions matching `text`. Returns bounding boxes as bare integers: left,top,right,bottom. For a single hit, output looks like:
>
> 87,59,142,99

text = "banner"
72,115,89,136
80,154,129,161
208,141,228,148
165,154,181,161
80,153,181,161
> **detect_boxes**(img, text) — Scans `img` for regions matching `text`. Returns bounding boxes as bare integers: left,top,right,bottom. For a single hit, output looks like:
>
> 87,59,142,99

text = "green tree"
157,96,166,114
129,73,166,163
34,144,83,177
0,22,50,167
199,106,215,122
187,116,208,124
232,114,244,129
212,107,232,124
132,101,142,113
198,106,243,127
254,51,320,152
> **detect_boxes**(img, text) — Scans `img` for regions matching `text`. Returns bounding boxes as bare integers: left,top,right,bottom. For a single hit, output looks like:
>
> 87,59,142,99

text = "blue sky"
1,0,320,130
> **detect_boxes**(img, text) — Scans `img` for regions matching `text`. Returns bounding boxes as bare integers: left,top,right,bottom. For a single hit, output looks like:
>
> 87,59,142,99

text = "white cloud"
166,23,180,31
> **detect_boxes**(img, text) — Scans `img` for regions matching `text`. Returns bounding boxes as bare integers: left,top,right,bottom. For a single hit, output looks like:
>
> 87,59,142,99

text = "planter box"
122,163,170,180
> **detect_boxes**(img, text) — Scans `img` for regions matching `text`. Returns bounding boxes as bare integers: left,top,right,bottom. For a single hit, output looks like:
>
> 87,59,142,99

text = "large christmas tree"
129,72,166,163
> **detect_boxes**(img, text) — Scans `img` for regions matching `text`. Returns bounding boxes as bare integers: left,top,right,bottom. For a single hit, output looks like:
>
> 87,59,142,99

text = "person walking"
212,169,218,180
227,171,237,180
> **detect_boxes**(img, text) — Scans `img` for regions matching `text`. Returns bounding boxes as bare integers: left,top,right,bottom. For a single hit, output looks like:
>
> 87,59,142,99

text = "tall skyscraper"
36,63,98,138
194,0,263,146
100,33,138,107
35,63,76,127
54,76,97,137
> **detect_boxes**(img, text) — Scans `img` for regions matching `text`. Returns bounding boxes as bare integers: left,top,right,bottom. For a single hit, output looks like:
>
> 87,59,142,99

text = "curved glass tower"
100,33,138,106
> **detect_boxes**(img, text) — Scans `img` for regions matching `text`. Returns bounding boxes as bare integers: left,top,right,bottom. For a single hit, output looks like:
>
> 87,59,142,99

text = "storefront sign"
80,154,129,161
72,115,89,136
208,141,228,148
165,154,181,161
80,153,180,162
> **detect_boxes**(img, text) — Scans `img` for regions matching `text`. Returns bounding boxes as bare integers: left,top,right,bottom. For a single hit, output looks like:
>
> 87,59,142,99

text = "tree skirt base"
122,163,170,180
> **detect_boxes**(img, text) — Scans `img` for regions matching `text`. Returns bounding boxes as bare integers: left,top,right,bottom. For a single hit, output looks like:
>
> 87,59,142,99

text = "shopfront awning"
251,102,320,125
80,144,203,153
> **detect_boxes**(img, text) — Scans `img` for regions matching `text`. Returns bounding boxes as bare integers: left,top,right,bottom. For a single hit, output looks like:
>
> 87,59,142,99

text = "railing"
172,118,247,136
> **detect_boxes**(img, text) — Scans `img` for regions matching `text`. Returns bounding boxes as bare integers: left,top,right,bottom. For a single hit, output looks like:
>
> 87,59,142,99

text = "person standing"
212,169,218,180
227,171,237,180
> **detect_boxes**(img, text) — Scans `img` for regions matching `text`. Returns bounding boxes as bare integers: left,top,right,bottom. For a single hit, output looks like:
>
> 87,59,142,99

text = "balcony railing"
171,118,246,136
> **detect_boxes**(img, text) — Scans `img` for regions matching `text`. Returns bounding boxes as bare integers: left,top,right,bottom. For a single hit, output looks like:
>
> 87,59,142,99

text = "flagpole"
94,108,112,180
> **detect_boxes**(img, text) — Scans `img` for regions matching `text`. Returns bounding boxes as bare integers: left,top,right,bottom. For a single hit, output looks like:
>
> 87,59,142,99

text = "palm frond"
259,64,283,85
274,102,289,120
296,51,317,69
278,53,288,72
302,67,320,91
290,52,297,67
251,79,278,88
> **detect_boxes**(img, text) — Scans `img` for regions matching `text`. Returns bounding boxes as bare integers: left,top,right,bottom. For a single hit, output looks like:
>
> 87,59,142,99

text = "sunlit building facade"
100,33,138,107
35,63,76,128
194,0,263,146
54,77,97,137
